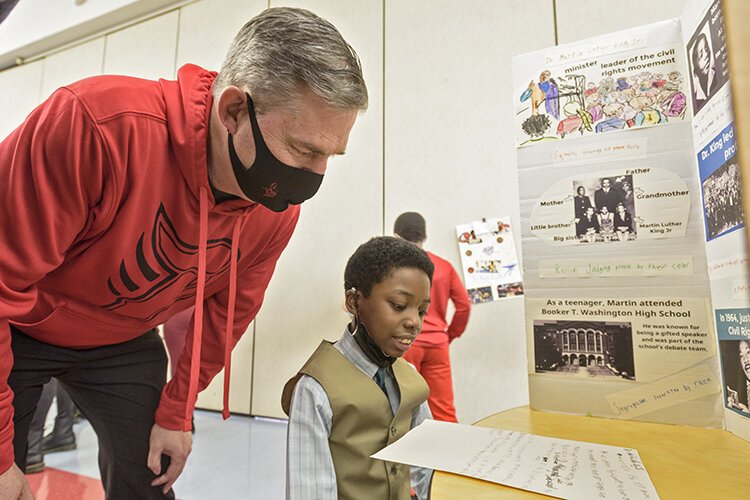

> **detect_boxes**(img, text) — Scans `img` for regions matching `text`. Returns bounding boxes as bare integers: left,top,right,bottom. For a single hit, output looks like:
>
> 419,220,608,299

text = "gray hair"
214,7,368,113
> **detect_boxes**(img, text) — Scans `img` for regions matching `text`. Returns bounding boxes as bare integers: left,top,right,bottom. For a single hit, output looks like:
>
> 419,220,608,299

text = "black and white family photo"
573,175,636,243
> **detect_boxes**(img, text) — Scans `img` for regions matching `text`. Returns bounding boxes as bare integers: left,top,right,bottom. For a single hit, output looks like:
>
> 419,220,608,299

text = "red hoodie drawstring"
185,187,209,431
222,219,241,419
185,188,241,427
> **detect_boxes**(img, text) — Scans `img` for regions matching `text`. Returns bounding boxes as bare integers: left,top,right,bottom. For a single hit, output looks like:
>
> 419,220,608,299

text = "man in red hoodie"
0,7,367,499
394,212,471,422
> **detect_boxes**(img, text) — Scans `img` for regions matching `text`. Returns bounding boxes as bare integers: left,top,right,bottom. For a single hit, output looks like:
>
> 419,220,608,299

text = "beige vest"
282,341,429,500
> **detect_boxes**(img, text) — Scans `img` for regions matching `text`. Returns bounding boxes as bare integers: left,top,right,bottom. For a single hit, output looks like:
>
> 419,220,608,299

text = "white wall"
383,0,555,423
0,0,688,422
175,0,267,72
40,38,105,97
0,60,44,138
103,10,179,80
0,0,185,70
555,0,689,43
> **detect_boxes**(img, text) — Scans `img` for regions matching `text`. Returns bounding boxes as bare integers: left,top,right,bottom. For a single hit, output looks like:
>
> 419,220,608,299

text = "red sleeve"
0,89,108,472
154,209,299,430
446,265,471,342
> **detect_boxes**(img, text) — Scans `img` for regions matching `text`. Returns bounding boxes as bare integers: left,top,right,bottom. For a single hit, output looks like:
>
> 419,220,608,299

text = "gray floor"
44,410,288,499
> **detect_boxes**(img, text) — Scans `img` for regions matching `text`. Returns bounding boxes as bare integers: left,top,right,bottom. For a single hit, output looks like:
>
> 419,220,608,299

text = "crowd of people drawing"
703,161,743,239
574,177,636,243
520,69,687,140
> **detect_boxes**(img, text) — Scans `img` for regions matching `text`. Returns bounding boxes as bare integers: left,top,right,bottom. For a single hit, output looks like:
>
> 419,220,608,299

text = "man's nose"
307,157,329,176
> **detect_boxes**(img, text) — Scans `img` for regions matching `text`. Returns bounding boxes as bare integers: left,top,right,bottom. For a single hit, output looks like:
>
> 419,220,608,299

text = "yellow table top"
431,406,750,499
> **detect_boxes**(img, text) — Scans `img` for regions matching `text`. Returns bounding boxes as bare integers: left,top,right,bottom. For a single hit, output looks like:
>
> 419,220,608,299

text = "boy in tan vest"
282,236,434,499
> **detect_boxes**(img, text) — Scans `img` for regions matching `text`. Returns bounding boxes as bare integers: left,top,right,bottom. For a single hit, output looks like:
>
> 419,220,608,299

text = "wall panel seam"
553,0,559,45
381,0,386,235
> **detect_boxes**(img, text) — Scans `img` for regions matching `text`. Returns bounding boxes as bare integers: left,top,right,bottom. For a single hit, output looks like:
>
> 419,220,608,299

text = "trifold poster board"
514,0,750,441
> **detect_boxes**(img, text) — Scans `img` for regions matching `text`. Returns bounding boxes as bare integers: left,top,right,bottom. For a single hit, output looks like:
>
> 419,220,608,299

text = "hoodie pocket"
11,302,146,348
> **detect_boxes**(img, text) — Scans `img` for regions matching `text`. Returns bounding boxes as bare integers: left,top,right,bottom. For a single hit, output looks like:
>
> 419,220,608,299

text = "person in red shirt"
394,212,471,422
0,7,367,499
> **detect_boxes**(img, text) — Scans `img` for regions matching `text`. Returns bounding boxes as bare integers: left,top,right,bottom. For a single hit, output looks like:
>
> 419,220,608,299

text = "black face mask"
227,93,323,212
351,317,396,368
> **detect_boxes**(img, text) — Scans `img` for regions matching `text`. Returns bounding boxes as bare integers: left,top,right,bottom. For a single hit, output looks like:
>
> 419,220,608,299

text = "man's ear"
216,86,248,135
344,288,359,315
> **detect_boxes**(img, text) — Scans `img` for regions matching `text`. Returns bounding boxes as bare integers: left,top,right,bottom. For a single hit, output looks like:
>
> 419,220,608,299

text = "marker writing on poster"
553,140,646,164
732,282,750,300
539,256,692,278
694,91,732,141
576,260,687,276
544,32,647,65
610,377,713,416
709,256,750,272
607,365,718,418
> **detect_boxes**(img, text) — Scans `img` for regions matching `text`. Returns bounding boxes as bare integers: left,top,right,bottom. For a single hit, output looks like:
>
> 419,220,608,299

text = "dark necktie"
374,367,389,397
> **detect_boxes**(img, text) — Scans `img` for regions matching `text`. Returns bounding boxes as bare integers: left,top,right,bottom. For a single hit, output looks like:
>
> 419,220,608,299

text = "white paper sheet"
373,420,659,499
538,255,693,279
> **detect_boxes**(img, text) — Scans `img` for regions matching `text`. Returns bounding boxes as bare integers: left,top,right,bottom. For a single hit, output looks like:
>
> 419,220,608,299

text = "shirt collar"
335,326,379,378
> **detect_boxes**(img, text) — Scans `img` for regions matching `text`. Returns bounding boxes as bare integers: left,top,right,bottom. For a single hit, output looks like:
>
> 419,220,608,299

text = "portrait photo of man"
688,2,729,115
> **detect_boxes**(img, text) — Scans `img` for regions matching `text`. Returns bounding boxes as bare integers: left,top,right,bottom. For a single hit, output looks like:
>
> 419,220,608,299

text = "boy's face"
356,267,431,358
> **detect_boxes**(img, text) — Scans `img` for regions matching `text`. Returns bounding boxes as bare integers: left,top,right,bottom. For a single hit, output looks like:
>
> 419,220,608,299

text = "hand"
0,464,33,500
727,386,739,407
148,423,192,494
